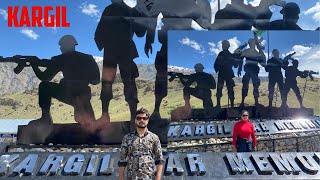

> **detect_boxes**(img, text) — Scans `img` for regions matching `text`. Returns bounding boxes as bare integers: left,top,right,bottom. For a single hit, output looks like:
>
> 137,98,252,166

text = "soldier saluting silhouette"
268,2,302,30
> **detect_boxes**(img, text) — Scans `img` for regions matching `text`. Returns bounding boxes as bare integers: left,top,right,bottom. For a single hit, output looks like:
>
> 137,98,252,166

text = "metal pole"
218,0,221,10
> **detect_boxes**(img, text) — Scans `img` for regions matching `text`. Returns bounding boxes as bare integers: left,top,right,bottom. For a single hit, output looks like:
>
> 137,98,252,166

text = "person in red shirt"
232,110,257,152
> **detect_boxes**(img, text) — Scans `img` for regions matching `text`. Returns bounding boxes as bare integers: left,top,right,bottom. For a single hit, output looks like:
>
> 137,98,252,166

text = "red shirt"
232,120,257,146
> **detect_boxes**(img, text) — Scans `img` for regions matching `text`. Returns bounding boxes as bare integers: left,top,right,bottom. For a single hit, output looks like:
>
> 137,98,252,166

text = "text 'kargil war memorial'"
0,0,320,179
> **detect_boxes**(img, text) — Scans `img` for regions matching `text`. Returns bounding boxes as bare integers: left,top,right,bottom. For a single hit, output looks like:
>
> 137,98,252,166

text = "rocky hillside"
0,57,270,96
0,56,158,95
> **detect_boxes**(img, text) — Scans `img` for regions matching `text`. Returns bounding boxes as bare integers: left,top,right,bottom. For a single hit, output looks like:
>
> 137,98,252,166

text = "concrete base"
17,119,169,145
189,106,313,120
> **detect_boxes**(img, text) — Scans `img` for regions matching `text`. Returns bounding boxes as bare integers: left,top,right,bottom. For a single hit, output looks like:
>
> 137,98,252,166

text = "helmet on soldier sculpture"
58,35,78,47
280,2,300,16
222,40,230,50
194,63,205,69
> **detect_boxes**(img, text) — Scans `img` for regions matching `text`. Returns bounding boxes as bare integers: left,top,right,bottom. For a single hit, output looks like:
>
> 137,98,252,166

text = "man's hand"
156,176,161,180
254,146,257,151
144,43,153,58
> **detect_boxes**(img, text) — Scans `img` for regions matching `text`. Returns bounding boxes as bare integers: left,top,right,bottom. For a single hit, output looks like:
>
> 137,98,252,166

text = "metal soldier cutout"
238,38,266,107
181,63,216,109
95,0,150,126
268,2,302,30
265,49,295,107
282,59,308,108
30,35,100,132
214,40,246,108
141,0,212,119
213,0,290,30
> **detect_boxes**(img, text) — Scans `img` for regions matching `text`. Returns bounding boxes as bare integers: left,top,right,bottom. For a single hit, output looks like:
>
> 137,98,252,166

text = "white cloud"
208,37,241,55
156,13,163,30
80,2,101,18
191,20,207,31
208,42,220,55
179,37,206,54
20,29,39,40
247,0,261,7
124,0,137,8
288,45,312,57
0,9,8,20
304,2,320,23
210,0,231,23
284,45,320,74
299,47,320,73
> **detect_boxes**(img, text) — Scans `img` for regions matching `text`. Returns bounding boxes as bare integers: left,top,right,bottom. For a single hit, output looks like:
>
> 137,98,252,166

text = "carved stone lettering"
12,154,38,176
254,123,261,132
165,154,184,175
0,154,19,176
291,122,302,130
194,125,204,136
187,154,206,175
296,153,319,173
64,154,85,176
181,125,192,137
206,124,215,135
223,125,231,134
259,123,269,132
217,124,223,135
274,122,286,131
284,122,294,130
85,155,99,175
168,126,180,138
251,154,273,174
269,153,301,174
225,153,254,174
38,154,64,176
100,154,114,175
305,120,317,128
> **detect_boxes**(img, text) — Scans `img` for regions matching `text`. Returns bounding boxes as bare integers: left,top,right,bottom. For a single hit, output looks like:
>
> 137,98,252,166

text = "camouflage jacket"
118,130,164,180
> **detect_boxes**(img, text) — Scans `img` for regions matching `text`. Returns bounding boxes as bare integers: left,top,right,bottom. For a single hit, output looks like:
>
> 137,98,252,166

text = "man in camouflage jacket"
118,108,164,180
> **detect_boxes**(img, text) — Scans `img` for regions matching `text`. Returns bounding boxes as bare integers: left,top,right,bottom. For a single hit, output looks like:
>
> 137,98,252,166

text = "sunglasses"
242,114,249,117
136,116,149,121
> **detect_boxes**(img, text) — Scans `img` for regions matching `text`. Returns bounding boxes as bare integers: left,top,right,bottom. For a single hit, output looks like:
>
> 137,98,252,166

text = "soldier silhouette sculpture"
171,63,216,120
238,38,266,107
282,59,308,108
139,0,212,119
214,40,247,108
213,0,287,30
265,49,295,107
29,35,100,133
95,0,151,129
268,2,302,30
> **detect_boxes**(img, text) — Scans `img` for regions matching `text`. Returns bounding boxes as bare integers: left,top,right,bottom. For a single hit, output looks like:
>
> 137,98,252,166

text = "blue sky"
168,30,320,76
0,0,319,66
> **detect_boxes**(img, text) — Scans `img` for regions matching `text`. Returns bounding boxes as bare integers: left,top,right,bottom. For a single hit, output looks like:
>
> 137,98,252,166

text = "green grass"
0,78,319,123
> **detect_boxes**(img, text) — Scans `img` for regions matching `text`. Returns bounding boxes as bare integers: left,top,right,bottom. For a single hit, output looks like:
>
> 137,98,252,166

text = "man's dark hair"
136,107,149,117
